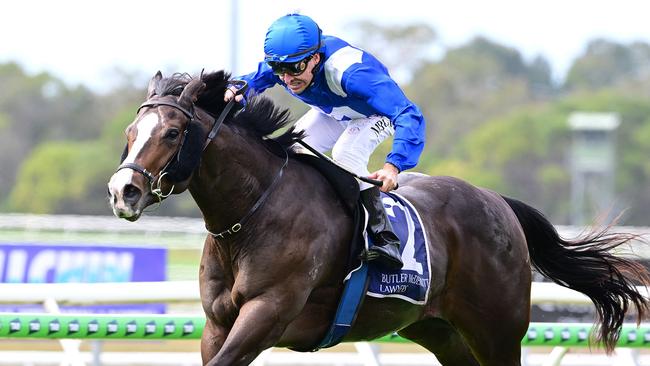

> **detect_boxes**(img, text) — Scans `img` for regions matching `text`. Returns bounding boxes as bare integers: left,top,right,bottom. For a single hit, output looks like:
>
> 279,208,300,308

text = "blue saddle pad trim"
315,260,369,349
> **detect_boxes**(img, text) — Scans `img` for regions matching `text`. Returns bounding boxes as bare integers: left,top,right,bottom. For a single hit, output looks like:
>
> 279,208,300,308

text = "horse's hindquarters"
393,176,531,365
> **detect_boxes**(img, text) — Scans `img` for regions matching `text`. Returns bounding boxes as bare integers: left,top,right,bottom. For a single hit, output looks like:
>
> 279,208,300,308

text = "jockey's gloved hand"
224,80,248,104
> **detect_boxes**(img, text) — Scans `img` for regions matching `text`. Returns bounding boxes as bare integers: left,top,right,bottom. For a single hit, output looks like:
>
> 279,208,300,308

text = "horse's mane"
150,71,302,149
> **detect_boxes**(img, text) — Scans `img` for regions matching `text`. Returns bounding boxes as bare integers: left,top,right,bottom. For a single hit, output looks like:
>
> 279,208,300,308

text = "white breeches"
294,108,395,190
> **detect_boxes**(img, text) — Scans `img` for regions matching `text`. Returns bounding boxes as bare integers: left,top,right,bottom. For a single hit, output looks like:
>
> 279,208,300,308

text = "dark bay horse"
107,71,649,366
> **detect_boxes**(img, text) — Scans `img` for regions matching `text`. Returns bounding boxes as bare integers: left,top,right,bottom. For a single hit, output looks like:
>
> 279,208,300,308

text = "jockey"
224,14,426,270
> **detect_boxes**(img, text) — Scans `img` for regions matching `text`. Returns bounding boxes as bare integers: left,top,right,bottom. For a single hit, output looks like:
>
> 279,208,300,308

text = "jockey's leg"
292,108,344,154
360,186,403,269
332,116,403,270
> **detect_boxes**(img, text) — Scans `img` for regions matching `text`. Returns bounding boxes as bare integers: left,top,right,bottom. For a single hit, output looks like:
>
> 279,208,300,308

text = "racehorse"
107,70,649,366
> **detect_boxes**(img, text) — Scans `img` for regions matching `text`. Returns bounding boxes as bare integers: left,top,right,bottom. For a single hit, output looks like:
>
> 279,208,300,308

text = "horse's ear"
146,71,163,99
179,78,206,108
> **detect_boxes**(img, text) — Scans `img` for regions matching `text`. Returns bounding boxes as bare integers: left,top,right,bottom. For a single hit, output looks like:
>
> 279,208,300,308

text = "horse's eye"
164,129,180,140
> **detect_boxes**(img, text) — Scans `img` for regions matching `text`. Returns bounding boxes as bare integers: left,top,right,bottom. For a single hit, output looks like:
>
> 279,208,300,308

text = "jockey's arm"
344,66,426,173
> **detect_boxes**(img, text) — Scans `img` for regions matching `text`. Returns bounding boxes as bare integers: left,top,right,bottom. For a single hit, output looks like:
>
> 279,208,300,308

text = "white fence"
1,213,648,249
0,280,634,305
0,213,207,235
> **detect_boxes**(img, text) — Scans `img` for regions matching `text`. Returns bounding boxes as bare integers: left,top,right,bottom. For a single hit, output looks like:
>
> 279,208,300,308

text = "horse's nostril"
123,184,142,204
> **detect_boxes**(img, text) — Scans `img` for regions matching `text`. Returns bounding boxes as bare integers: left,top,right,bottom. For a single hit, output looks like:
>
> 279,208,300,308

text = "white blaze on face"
108,113,160,204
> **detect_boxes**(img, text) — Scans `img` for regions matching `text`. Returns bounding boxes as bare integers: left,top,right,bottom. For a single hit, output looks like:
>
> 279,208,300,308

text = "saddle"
293,152,432,349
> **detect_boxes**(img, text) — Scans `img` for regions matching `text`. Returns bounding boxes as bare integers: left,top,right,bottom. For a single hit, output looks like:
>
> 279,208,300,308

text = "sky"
2,0,649,93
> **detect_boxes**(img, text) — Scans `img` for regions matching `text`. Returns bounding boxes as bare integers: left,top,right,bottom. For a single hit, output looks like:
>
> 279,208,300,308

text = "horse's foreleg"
200,319,227,363
204,294,300,366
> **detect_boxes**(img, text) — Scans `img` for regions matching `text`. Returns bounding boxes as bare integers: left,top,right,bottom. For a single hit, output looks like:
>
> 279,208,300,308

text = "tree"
408,36,555,158
0,62,145,212
8,141,113,214
565,39,650,91
346,21,437,83
426,104,571,221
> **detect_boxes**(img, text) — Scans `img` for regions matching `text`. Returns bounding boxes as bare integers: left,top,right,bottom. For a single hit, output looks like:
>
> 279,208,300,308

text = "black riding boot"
361,187,403,270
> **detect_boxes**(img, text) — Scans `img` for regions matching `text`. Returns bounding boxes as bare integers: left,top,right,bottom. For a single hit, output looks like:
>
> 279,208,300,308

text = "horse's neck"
188,126,282,234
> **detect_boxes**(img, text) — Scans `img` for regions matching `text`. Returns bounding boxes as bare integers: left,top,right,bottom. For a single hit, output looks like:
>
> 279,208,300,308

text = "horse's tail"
501,195,650,353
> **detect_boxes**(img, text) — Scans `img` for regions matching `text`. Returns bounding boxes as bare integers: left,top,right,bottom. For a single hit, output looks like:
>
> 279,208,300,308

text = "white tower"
568,112,620,225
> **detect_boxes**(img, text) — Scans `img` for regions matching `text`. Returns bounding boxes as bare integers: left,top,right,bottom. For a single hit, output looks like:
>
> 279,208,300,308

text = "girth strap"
207,142,288,240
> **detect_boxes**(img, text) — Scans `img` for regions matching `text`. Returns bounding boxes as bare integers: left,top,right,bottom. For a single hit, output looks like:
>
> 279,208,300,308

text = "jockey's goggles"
267,55,313,77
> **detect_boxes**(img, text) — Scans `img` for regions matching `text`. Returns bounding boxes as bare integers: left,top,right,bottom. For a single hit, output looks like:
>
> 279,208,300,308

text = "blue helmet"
264,14,323,63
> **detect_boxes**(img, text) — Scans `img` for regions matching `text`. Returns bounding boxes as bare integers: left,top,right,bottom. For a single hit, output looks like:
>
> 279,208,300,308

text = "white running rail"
0,280,643,305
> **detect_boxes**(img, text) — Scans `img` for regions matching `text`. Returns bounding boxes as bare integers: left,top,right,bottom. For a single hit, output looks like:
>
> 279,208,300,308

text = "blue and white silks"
237,35,426,173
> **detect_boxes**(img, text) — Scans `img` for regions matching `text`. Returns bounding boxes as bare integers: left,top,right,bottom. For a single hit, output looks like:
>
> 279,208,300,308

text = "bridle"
117,99,195,200
116,80,289,239
116,80,247,200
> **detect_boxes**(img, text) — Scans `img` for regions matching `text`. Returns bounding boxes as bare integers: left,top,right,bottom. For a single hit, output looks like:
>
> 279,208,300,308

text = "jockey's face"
279,53,320,94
